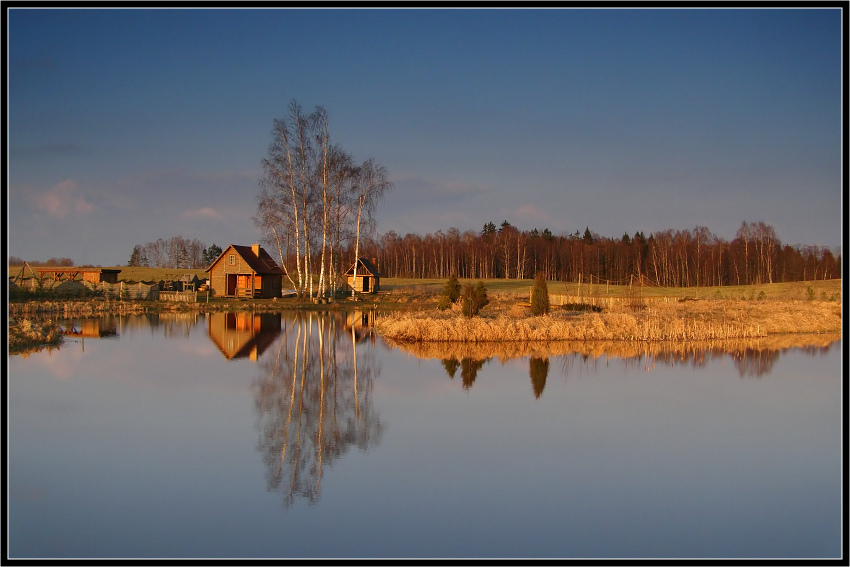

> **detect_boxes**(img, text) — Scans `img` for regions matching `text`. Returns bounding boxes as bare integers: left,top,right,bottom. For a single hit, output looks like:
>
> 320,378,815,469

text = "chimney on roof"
251,244,260,257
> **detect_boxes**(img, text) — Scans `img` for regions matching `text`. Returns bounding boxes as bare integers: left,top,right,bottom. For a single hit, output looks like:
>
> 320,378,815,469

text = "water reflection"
60,317,118,339
395,333,841,396
253,312,383,507
529,357,549,398
208,312,282,360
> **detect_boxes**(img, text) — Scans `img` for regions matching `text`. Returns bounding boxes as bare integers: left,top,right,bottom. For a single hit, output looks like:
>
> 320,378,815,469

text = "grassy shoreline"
8,279,842,352
374,299,841,343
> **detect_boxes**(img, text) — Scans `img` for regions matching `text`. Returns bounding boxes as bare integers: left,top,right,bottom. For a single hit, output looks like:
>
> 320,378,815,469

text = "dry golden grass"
374,299,842,343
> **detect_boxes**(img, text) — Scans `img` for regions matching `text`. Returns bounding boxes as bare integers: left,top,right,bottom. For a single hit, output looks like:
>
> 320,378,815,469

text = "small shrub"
437,275,461,311
461,281,489,318
757,291,766,301
806,286,815,301
530,272,550,316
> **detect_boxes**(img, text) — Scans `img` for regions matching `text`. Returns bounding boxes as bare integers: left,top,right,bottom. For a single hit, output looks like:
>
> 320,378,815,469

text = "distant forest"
9,220,841,287
348,220,840,286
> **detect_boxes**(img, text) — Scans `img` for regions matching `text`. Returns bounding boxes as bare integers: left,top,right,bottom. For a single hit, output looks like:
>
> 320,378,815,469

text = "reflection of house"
61,318,119,338
206,244,285,299
345,258,380,293
207,312,282,360
343,309,378,343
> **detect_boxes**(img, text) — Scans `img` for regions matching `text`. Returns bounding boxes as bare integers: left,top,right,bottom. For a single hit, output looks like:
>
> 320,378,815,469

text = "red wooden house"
205,244,285,299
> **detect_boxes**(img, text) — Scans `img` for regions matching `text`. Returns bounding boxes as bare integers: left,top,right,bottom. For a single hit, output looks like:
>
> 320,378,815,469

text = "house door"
236,274,251,297
362,276,370,292
226,274,237,296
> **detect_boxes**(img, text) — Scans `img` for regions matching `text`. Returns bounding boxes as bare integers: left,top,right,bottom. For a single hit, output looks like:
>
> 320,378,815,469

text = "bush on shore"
437,275,461,311
530,272,549,316
461,281,489,318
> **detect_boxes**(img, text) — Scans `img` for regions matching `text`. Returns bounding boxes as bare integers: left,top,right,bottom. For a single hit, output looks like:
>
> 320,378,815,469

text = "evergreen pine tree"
530,271,550,316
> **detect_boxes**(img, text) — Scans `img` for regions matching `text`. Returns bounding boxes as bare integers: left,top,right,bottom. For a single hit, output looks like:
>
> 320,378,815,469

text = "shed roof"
345,257,380,277
206,245,286,275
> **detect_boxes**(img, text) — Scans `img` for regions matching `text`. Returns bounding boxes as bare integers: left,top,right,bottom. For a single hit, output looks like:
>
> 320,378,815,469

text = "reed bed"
374,299,842,343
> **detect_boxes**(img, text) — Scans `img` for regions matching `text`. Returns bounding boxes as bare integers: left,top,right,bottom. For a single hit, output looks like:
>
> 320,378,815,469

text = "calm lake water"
8,311,843,559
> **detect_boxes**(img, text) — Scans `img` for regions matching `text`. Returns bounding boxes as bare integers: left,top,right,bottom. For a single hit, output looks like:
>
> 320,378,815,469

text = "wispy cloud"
392,174,492,199
183,206,223,220
32,179,94,219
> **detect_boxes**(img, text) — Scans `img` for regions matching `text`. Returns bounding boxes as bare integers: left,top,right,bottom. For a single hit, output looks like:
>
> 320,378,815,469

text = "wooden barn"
206,244,285,299
345,257,381,294
34,267,121,284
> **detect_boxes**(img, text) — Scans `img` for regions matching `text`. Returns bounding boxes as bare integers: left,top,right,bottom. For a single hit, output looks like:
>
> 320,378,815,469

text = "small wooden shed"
345,258,380,294
178,274,201,291
205,244,285,299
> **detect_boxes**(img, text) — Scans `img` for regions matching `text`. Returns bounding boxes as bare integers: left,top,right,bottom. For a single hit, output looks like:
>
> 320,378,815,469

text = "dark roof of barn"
206,245,286,275
345,257,380,277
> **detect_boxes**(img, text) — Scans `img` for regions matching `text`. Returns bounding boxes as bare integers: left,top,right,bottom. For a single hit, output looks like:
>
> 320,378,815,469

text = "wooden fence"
547,293,687,309
158,290,199,303
10,278,160,300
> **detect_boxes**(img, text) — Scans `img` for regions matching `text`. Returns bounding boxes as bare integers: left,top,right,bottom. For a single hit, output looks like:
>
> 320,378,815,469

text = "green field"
8,265,841,303
380,277,842,302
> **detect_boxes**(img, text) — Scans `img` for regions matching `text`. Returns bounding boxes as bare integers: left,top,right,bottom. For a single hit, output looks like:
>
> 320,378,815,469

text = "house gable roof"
345,257,380,277
206,245,286,275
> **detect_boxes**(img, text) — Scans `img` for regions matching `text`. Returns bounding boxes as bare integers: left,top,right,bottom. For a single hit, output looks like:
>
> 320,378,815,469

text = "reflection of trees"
730,348,781,378
529,357,549,399
253,312,383,507
389,334,841,383
460,358,486,390
442,358,459,379
440,357,489,390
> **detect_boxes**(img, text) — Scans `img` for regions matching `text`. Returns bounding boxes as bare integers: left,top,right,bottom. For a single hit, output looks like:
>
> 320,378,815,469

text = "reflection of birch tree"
254,312,383,506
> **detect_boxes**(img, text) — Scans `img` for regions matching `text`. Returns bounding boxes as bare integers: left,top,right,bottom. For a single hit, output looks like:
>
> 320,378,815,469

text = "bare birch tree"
350,159,391,298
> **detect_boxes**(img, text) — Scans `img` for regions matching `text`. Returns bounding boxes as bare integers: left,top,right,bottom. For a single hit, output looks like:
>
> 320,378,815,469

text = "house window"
229,254,235,265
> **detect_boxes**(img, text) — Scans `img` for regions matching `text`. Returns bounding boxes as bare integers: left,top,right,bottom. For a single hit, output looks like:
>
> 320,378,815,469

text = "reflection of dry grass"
375,300,842,343
8,318,64,356
383,333,842,363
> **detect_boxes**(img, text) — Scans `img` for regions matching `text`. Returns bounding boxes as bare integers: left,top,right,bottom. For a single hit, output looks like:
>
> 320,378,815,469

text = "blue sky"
7,7,843,266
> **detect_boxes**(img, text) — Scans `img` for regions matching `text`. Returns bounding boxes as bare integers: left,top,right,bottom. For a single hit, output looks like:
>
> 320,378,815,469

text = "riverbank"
374,299,842,343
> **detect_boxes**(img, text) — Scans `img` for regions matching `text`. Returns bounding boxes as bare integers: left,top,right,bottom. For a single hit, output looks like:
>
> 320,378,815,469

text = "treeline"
8,256,74,267
127,237,223,269
341,220,839,286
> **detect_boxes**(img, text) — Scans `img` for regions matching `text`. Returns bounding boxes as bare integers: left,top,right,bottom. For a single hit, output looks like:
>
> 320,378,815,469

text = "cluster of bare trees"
127,236,212,269
8,256,74,267
256,100,391,299
357,220,839,287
